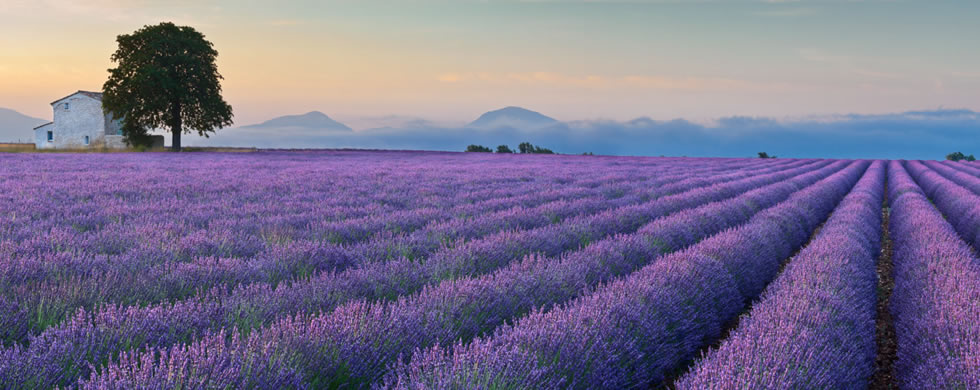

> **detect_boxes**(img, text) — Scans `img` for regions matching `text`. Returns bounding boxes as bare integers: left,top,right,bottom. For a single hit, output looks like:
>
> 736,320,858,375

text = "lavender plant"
676,161,885,389
383,160,867,389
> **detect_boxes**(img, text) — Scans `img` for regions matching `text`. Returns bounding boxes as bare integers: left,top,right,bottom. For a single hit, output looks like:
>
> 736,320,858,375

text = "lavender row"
0,155,780,290
4,156,765,341
1,153,707,343
0,165,634,287
0,154,760,247
0,154,589,285
0,172,649,341
939,158,980,195
384,160,867,389
298,155,755,245
2,151,726,272
1,153,526,245
885,161,980,389
902,160,980,249
94,155,850,388
928,159,980,178
271,159,849,387
0,157,803,339
0,153,768,277
676,161,885,389
359,157,812,269
921,160,980,199
0,160,830,388
80,161,859,389
165,159,828,331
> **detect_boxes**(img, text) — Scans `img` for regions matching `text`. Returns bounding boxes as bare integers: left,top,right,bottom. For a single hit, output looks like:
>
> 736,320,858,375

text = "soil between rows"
870,179,898,389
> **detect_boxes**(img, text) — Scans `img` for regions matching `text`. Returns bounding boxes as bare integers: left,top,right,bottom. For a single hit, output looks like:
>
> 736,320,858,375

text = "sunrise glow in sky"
1,0,978,125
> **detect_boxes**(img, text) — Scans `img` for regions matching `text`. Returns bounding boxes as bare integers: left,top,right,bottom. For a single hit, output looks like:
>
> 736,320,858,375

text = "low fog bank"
186,109,980,160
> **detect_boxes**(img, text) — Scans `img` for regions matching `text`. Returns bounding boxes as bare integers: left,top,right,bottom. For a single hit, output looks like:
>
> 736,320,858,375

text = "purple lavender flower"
676,161,885,389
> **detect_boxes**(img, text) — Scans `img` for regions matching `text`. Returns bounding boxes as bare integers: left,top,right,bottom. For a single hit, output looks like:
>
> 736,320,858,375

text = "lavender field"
0,151,977,389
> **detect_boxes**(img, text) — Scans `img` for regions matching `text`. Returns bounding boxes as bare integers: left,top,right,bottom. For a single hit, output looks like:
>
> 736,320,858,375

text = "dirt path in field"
870,178,898,389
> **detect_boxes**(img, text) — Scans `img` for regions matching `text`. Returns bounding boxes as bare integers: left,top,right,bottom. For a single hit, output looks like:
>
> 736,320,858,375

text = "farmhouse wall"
51,95,104,148
33,123,54,149
35,92,129,149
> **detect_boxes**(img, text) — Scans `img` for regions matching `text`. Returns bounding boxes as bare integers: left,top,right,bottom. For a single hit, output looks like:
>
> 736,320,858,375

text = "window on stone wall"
47,131,53,141
65,102,70,111
84,136,90,145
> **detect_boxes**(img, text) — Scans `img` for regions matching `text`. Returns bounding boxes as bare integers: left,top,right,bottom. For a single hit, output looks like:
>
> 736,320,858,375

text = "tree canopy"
102,22,233,151
946,151,976,161
466,144,492,153
518,142,554,154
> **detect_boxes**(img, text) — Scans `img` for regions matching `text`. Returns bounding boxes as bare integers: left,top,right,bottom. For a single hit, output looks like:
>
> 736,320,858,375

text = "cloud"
797,48,904,79
187,108,980,160
435,71,774,91
437,73,464,83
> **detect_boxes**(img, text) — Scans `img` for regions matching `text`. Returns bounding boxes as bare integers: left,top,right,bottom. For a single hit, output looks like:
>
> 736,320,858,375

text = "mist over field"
0,108,47,143
185,108,980,160
5,102,975,160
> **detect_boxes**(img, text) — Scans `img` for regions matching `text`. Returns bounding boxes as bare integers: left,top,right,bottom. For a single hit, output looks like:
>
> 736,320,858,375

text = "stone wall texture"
34,94,127,149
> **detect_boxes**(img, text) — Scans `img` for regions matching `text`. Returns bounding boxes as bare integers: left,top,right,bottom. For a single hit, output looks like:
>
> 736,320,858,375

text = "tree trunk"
172,128,181,152
171,102,182,152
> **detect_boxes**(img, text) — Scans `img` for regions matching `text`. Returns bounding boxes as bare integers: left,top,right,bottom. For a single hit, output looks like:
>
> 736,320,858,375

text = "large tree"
102,22,233,151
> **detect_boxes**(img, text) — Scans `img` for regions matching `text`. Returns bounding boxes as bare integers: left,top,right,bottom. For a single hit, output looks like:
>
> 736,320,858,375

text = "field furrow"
378,160,867,389
6,151,973,389
0,155,809,388
81,159,848,389
903,160,980,249
1,157,790,342
884,161,980,389
674,161,884,389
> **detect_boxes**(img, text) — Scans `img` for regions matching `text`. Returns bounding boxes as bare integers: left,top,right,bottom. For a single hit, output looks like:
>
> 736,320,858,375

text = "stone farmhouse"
33,91,126,149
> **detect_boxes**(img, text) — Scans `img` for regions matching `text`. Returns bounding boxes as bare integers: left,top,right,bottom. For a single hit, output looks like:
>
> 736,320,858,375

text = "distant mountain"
338,115,460,131
243,111,352,131
467,106,559,130
0,107,48,142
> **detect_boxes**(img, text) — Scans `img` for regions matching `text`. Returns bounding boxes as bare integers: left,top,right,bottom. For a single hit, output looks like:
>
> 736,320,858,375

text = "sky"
1,0,978,126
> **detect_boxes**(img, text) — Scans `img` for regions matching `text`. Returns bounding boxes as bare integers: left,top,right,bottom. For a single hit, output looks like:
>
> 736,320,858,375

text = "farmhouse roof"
50,90,103,105
33,122,54,130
